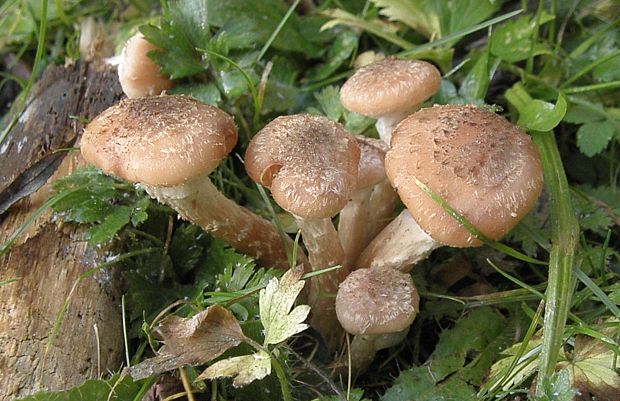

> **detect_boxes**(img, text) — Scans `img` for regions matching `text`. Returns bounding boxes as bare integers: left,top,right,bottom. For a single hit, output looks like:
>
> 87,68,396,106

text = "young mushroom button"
81,95,302,270
357,105,544,271
244,114,360,349
339,57,441,144
118,32,173,98
335,267,419,372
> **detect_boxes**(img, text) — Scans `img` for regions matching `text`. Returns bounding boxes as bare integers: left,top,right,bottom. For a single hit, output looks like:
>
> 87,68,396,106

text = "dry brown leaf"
126,304,246,380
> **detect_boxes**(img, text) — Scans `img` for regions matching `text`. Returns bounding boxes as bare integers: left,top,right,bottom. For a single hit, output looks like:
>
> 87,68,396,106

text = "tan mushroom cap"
339,58,441,118
355,137,388,190
386,105,543,247
245,114,360,219
118,33,173,99
336,268,419,335
81,95,237,186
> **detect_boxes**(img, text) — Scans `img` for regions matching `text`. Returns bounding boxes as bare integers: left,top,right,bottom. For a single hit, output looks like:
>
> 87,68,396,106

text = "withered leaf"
127,304,246,380
196,350,272,388
556,323,620,401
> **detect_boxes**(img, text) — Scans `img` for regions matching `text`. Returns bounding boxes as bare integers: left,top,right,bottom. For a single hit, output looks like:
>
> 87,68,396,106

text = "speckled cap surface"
81,95,237,186
336,268,419,335
386,105,543,247
245,114,360,219
340,58,441,117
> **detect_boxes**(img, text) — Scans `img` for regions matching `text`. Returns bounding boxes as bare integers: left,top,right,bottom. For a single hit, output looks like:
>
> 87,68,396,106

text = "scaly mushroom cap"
356,137,388,190
81,95,237,186
386,105,543,247
245,115,360,219
339,58,441,118
118,33,173,98
336,268,419,335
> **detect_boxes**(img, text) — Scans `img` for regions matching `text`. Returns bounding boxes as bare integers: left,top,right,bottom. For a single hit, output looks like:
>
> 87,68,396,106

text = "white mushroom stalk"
244,114,360,349
80,95,303,270
339,57,441,144
357,104,544,272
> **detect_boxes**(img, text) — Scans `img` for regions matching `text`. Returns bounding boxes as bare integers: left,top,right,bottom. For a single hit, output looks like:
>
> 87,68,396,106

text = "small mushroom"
337,137,397,277
118,33,173,98
339,57,441,143
335,267,419,373
81,95,301,270
245,114,360,348
357,104,544,271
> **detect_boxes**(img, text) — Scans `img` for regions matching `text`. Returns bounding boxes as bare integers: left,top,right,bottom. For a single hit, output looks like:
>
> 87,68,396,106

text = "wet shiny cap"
245,114,360,219
386,105,543,247
339,58,441,117
81,95,237,186
336,268,419,335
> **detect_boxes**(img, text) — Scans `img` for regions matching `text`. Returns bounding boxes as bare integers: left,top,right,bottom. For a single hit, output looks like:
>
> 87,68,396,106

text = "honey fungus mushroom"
339,57,441,143
80,95,302,270
357,104,544,271
244,114,360,348
335,267,419,372
118,32,173,98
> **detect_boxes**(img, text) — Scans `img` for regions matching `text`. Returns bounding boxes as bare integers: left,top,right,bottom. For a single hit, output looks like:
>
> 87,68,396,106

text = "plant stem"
270,352,292,401
531,131,579,395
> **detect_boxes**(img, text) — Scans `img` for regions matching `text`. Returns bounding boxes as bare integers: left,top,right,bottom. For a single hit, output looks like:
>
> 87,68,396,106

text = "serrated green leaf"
490,13,554,62
576,119,616,157
314,85,343,122
197,350,271,387
307,30,357,82
86,205,132,244
14,375,140,401
259,266,310,345
564,104,605,124
169,83,222,106
207,0,319,56
459,52,490,101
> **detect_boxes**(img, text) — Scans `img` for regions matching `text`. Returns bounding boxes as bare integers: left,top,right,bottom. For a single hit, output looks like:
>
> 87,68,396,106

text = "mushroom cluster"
79,54,543,373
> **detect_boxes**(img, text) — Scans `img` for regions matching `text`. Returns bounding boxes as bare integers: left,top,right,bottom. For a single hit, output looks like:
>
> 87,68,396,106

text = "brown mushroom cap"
339,58,441,118
355,137,388,190
118,33,173,99
81,95,237,186
245,115,360,219
386,104,543,247
336,268,419,335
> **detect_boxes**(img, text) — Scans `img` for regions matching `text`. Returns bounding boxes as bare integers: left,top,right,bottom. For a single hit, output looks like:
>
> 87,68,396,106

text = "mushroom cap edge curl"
244,114,361,219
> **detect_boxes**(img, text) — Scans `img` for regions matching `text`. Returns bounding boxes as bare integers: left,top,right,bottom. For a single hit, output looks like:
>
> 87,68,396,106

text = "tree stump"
0,61,125,400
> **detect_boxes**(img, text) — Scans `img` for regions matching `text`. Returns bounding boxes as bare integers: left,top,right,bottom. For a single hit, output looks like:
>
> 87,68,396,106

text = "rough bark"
0,61,125,400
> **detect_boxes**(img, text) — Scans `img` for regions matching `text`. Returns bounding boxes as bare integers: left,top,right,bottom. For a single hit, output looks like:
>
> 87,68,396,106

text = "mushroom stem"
356,210,440,272
347,329,408,374
295,216,344,348
338,179,397,278
375,109,412,144
144,171,304,270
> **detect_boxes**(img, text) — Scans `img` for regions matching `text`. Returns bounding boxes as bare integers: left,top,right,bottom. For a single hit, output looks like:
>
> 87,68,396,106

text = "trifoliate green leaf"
197,350,271,387
259,265,310,345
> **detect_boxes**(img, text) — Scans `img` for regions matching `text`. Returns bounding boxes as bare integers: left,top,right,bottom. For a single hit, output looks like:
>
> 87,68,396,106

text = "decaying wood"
0,61,125,400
